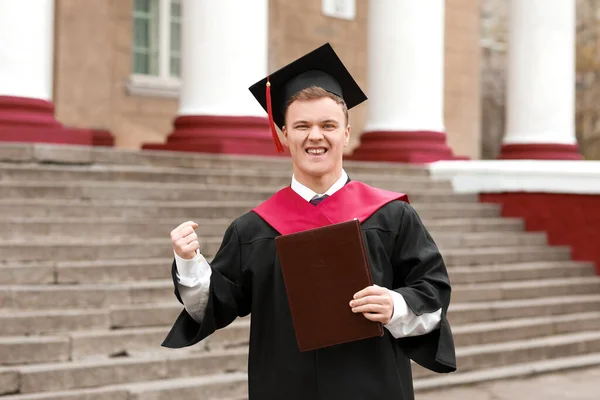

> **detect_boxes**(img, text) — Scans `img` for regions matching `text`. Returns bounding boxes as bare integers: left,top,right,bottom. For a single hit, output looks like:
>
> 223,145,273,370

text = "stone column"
0,0,95,145
144,0,276,155
500,0,581,159
350,0,456,163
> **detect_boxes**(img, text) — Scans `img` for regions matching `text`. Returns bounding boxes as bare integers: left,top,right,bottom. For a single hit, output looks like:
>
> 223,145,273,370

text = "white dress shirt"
175,169,442,338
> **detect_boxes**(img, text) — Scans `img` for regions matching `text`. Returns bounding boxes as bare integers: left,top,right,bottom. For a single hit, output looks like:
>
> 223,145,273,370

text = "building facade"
0,0,585,161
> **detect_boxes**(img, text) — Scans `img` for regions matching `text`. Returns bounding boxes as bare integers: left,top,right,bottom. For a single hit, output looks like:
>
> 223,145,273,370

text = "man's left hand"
350,285,394,324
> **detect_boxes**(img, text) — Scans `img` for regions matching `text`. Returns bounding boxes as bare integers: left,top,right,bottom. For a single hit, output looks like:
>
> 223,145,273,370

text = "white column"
0,0,55,101
504,0,576,145
179,0,268,117
364,0,445,133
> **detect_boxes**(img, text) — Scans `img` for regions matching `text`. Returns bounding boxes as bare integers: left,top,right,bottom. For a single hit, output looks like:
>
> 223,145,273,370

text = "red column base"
480,193,600,275
347,130,466,163
90,129,114,147
142,115,289,157
0,96,113,146
499,143,583,160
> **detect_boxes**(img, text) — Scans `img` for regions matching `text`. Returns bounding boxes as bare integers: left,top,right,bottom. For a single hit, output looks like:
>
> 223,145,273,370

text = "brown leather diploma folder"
275,219,384,352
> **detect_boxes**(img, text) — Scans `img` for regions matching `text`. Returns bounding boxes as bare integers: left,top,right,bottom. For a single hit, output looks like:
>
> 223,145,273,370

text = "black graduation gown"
162,182,456,400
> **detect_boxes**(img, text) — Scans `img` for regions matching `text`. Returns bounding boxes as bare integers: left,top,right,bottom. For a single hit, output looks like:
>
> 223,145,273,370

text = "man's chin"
297,165,333,179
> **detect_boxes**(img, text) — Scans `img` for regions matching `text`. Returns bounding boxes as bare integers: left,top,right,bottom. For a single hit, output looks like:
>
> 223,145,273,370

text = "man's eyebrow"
291,119,339,125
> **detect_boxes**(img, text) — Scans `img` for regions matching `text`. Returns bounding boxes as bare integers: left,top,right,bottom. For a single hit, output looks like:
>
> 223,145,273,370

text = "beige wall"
54,0,178,150
53,0,482,159
445,0,482,159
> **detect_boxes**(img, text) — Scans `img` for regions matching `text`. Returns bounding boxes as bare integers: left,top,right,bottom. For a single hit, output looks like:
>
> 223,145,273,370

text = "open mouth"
306,147,328,155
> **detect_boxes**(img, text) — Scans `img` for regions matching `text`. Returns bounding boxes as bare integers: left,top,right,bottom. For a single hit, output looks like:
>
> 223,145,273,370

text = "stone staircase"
0,143,599,399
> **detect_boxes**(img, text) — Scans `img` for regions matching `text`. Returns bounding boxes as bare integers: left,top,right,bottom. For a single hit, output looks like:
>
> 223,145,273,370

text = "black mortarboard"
248,43,367,153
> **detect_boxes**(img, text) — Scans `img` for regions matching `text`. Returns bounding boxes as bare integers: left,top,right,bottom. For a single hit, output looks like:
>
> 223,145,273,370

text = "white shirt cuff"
384,289,442,339
174,249,212,288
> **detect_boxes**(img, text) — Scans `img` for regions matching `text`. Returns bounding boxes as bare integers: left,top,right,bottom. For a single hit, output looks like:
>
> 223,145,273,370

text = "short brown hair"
284,86,349,126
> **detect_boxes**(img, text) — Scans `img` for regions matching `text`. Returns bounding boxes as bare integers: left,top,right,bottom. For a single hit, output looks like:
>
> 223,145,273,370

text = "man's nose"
307,125,324,140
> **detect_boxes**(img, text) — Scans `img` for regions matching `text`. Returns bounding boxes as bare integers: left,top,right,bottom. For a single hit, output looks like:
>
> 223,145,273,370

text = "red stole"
253,181,409,235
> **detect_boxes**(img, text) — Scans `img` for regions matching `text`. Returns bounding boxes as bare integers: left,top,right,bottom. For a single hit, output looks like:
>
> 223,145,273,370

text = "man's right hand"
171,221,200,260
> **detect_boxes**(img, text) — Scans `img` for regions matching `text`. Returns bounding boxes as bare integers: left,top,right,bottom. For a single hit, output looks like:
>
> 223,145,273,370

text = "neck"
294,168,343,195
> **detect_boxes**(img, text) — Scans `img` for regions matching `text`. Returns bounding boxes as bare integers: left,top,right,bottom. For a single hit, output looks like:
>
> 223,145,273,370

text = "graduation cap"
249,43,368,153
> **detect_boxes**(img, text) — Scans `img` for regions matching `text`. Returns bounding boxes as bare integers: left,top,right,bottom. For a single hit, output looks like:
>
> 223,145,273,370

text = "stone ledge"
429,160,600,194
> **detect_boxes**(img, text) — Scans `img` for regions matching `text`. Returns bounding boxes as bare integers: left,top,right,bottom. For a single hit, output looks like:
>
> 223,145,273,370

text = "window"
128,0,182,97
169,1,181,77
322,0,356,21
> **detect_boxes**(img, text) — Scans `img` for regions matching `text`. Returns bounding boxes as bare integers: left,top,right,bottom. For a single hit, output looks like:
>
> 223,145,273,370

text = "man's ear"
344,124,351,147
281,126,289,146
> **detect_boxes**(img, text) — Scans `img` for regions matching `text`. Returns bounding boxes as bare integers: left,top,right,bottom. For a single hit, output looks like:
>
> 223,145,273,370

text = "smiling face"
282,87,350,191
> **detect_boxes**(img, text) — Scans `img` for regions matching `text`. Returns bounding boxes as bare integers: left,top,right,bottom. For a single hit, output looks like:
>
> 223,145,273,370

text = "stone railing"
429,160,600,274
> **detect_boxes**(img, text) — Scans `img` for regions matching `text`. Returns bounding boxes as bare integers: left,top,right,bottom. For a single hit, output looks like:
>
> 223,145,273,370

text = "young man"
163,43,456,399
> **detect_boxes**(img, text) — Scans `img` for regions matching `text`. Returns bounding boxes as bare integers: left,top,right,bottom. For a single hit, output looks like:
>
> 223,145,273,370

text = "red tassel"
266,77,284,153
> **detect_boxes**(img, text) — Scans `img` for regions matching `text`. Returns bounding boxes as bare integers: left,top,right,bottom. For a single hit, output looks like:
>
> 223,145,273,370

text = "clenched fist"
171,221,200,260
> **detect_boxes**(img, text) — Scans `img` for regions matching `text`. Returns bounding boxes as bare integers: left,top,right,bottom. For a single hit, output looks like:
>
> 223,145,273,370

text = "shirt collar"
291,169,349,202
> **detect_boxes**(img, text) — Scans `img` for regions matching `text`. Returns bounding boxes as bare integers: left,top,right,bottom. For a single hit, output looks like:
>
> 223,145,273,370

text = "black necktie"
310,194,329,206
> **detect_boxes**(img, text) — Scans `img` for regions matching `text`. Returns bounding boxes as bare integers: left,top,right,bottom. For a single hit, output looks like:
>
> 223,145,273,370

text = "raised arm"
162,220,250,349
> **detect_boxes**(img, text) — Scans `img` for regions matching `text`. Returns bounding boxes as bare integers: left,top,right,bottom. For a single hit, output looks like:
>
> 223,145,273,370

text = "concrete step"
433,232,546,248
0,262,56,285
452,312,600,347
0,221,543,252
449,294,600,325
4,232,550,263
0,198,500,220
0,387,127,400
0,217,231,241
413,352,600,392
3,307,596,365
0,181,267,202
448,261,596,284
1,217,524,242
0,163,448,191
1,348,249,396
0,372,248,399
68,327,172,360
0,143,430,176
22,311,599,363
0,241,567,266
0,239,175,262
6,258,585,289
412,330,600,380
0,348,247,395
0,336,70,366
0,215,523,241
455,331,600,373
0,258,174,285
69,320,250,360
451,276,600,302
114,293,600,330
442,245,570,266
55,258,172,285
2,266,590,311
109,303,181,329
0,309,110,336
113,373,248,400
0,281,173,310
5,331,600,397
3,348,600,399
0,180,473,204
0,302,180,335
5,285,597,337
424,217,524,232
2,320,246,364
